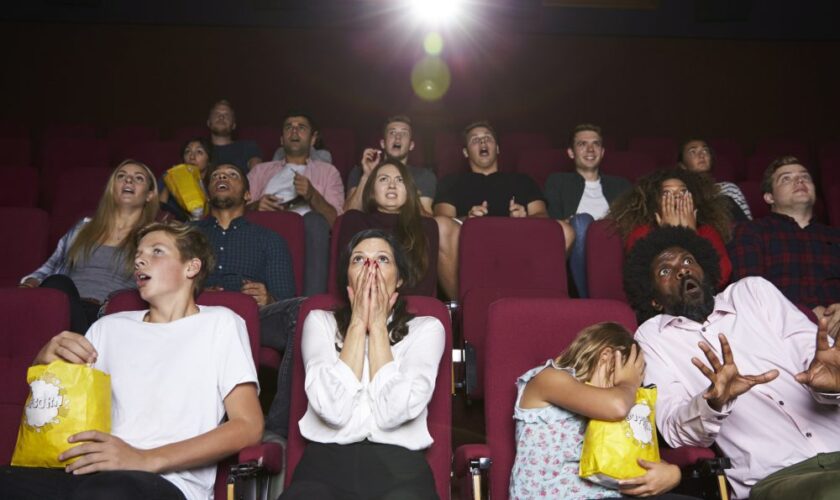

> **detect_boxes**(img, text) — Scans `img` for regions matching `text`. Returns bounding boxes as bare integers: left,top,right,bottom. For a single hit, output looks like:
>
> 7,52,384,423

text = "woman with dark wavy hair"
608,167,732,287
282,229,444,500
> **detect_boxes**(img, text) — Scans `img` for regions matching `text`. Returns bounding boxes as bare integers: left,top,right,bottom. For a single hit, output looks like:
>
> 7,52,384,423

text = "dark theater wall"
2,21,838,147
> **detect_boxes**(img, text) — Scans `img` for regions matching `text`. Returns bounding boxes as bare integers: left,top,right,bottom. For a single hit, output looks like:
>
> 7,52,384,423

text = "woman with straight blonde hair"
20,159,159,332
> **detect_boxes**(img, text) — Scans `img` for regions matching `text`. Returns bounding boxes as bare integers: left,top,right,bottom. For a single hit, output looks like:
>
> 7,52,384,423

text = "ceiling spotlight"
410,0,462,26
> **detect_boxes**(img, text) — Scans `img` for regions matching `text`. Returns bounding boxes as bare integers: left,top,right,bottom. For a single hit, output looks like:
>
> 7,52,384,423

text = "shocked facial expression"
347,237,403,297
183,141,210,173
112,163,154,209
207,103,236,136
208,164,250,209
134,231,200,303
567,130,605,171
463,126,500,172
660,178,689,203
650,246,715,323
281,116,315,159
765,163,815,211
380,121,414,162
681,140,712,173
372,164,408,214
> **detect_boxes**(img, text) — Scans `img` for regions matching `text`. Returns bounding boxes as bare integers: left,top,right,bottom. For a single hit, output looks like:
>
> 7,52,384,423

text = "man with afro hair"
624,226,840,500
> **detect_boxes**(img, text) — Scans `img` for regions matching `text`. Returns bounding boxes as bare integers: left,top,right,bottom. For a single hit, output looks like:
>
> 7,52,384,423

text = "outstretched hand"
795,317,840,393
692,334,779,411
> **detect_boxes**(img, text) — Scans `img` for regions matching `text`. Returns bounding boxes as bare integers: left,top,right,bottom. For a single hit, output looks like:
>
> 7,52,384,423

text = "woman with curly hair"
607,167,732,287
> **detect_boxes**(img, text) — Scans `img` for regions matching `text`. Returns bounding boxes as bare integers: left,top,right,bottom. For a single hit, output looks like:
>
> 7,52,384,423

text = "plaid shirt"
194,216,296,300
728,212,840,308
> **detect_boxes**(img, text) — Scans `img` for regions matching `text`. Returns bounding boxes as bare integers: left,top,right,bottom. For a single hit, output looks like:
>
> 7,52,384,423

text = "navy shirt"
212,141,262,173
193,216,296,300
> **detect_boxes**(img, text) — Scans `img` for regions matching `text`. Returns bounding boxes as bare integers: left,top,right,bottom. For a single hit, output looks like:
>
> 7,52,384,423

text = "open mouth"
121,186,135,194
135,272,151,286
213,181,230,192
681,277,702,298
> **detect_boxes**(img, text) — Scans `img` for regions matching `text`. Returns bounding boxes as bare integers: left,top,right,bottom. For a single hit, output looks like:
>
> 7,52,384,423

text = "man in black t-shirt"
207,99,262,172
434,120,549,220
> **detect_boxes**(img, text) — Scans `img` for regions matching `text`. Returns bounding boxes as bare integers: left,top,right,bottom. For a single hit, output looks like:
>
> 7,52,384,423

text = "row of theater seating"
2,124,840,186
0,287,724,499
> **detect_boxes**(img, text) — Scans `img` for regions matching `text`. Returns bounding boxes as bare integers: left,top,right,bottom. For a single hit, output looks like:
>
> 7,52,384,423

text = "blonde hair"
66,159,159,276
554,322,637,382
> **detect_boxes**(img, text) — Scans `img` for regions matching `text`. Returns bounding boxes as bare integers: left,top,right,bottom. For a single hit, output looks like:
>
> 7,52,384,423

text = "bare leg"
434,215,461,300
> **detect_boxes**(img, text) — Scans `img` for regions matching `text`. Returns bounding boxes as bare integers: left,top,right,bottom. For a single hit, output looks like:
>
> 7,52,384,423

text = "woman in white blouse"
281,229,445,500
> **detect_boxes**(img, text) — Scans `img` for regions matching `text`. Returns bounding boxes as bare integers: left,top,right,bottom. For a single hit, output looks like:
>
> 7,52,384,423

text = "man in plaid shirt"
729,155,840,337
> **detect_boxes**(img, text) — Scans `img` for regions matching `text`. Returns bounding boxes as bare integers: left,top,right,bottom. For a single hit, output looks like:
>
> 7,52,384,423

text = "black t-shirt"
212,141,262,173
434,171,545,217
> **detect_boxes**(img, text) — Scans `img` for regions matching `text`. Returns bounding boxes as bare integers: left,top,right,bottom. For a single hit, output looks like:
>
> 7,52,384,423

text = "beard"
656,278,716,324
209,194,237,210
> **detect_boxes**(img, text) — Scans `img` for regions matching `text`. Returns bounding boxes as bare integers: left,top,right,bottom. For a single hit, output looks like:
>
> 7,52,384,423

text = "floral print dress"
509,359,620,500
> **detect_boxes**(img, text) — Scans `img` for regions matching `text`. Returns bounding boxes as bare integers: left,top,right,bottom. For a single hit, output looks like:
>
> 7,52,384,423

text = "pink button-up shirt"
636,277,840,499
247,158,345,215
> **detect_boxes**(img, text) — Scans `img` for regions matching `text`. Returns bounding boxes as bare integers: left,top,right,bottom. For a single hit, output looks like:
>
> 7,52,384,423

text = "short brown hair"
761,155,803,194
136,221,215,294
462,120,497,146
383,115,412,136
568,123,603,148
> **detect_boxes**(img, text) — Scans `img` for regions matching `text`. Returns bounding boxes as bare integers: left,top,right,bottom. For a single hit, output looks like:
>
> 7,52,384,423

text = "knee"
303,212,329,232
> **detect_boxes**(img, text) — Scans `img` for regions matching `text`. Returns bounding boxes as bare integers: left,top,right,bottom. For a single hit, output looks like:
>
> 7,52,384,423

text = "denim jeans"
568,213,595,298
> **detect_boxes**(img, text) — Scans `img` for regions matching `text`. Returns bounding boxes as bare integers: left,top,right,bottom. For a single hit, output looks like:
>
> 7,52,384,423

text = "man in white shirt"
544,123,631,297
623,225,840,500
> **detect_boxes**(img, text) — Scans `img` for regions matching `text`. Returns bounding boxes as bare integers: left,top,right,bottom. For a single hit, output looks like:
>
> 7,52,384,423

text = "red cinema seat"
106,125,159,144
458,217,568,398
51,167,112,216
433,131,467,180
1,167,39,208
0,208,50,286
40,138,110,171
238,126,281,164
601,151,656,182
105,290,283,500
586,219,627,302
0,138,32,167
498,131,551,172
827,185,840,227
113,140,181,178
171,126,207,146
745,152,780,181
516,148,568,189
754,138,811,165
737,181,770,220
628,136,678,169
0,288,70,464
42,123,97,141
285,294,453,499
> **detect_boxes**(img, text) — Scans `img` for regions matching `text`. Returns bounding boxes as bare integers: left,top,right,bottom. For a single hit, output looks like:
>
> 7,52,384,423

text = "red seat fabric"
628,136,678,169
326,213,345,295
465,297,638,500
244,211,305,296
0,207,50,286
515,148,569,189
285,295,452,499
498,131,551,173
42,124,97,141
0,138,31,167
745,152,778,181
736,180,770,219
51,167,112,216
600,151,656,182
754,138,811,165
106,126,160,154
827,185,840,227
1,167,39,207
40,138,109,171
458,217,568,398
171,126,207,146
0,288,70,464
585,219,627,302
433,131,466,181
238,126,280,163
48,209,93,251
710,153,741,183
112,140,181,178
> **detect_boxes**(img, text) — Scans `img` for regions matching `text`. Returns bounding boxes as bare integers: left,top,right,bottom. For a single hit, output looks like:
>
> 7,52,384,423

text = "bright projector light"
410,0,462,25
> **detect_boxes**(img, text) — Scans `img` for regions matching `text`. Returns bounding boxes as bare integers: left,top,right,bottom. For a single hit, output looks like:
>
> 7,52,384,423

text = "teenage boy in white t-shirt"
1,222,263,500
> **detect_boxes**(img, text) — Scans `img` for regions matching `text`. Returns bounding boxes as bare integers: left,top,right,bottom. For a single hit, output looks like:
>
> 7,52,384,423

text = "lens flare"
411,56,451,102
423,32,444,55
410,0,462,26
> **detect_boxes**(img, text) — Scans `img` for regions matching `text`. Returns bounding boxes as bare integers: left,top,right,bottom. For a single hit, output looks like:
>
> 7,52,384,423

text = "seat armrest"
238,442,284,475
454,443,491,478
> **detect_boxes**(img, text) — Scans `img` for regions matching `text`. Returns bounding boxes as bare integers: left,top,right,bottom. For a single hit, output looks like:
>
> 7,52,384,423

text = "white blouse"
298,310,445,450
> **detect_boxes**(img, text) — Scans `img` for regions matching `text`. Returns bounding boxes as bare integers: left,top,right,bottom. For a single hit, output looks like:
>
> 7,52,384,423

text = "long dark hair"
333,229,415,346
361,160,428,288
607,167,732,242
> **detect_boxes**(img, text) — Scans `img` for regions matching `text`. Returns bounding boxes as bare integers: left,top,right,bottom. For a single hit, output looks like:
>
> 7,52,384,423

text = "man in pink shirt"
248,112,344,295
624,226,840,500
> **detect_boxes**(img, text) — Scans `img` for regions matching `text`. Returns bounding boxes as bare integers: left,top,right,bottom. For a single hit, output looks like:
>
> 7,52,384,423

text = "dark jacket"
544,171,632,220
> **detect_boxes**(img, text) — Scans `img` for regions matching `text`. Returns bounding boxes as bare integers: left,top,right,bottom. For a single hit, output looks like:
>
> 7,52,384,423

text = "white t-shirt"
298,310,444,451
575,179,610,220
86,306,258,500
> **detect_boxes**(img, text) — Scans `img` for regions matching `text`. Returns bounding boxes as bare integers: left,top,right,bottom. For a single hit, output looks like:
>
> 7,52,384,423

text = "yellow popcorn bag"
163,163,207,219
11,361,111,468
579,386,660,488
